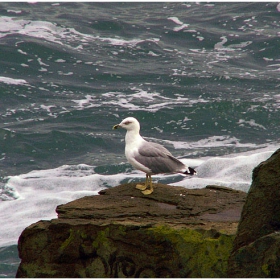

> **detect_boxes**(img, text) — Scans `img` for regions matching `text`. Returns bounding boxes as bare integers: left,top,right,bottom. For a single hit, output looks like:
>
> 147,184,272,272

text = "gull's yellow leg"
141,174,154,195
136,174,148,191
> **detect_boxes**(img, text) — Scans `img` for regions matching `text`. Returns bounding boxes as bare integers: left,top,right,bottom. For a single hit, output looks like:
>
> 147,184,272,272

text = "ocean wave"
71,88,210,113
0,76,29,86
177,150,274,191
167,135,263,150
0,16,160,51
0,147,275,247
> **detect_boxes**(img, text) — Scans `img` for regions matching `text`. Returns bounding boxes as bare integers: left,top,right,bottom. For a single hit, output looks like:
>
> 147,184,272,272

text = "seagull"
113,117,196,195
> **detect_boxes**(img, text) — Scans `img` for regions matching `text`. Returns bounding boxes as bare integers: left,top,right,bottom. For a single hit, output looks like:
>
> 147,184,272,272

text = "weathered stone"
228,148,280,277
228,232,280,278
16,183,246,278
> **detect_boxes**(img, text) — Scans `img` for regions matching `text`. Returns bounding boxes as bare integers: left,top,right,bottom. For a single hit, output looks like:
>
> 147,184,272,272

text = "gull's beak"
113,124,120,130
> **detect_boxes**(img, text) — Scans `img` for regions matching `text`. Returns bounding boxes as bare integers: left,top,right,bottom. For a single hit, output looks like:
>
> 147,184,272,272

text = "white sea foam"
99,37,160,47
165,135,261,150
177,150,274,191
72,95,100,110
214,36,252,51
71,88,209,113
0,76,29,86
168,17,184,25
0,16,160,50
0,164,119,247
168,16,189,32
0,147,276,247
238,119,266,130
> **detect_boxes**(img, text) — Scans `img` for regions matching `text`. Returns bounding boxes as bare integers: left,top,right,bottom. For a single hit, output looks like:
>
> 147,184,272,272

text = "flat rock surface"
56,183,246,234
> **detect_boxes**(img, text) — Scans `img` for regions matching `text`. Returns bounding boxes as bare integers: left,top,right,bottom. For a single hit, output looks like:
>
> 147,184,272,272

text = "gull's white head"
113,117,140,132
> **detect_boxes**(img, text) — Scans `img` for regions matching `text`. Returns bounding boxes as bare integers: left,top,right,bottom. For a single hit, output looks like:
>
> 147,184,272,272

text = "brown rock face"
57,183,246,229
16,183,246,278
228,149,280,277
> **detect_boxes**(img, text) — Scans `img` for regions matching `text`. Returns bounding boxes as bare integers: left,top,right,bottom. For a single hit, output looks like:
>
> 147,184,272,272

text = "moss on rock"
146,225,234,277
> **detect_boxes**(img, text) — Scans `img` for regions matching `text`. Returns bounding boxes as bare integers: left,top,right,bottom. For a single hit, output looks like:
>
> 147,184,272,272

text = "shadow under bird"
113,117,196,195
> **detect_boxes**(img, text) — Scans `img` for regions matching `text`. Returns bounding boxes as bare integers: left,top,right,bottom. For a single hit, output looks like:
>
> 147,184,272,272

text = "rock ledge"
17,183,246,278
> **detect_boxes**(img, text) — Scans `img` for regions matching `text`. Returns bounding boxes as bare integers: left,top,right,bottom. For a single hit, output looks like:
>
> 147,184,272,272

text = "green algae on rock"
146,225,234,277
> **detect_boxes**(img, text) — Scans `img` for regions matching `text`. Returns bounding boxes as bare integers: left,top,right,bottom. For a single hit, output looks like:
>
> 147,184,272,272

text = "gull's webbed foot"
137,174,153,195
136,184,147,191
141,189,153,195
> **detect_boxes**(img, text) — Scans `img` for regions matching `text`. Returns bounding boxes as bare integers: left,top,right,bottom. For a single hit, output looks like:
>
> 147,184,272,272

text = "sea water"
0,2,279,277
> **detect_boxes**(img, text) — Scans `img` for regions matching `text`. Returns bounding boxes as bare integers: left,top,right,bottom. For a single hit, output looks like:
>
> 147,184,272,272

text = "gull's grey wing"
134,141,185,174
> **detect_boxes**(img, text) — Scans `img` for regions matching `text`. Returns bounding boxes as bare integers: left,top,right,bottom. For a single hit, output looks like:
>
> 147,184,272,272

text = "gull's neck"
125,129,143,146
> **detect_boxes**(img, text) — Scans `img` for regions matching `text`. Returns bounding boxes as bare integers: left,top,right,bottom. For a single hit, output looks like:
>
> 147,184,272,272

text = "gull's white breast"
125,135,152,174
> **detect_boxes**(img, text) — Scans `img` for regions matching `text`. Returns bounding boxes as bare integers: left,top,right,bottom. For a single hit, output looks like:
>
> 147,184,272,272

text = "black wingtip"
184,167,197,175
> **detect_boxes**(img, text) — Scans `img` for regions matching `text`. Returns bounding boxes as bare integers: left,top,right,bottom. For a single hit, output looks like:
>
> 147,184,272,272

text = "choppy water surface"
0,2,279,277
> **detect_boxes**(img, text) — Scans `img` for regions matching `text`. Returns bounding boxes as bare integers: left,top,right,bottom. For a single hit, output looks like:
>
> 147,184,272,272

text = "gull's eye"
124,121,131,125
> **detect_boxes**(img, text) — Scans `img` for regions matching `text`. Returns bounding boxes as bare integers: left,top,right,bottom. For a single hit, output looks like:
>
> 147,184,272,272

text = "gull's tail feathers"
183,166,197,175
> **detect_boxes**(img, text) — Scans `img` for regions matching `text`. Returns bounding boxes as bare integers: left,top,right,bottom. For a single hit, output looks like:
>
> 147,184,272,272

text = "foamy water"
0,146,275,247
